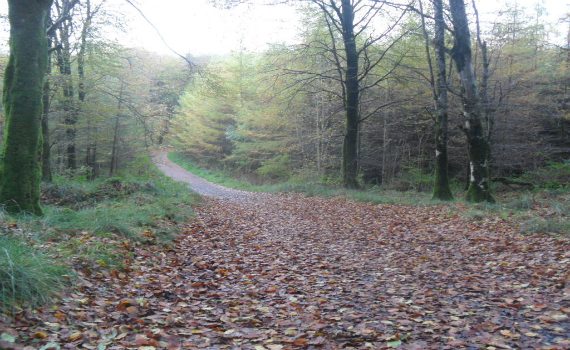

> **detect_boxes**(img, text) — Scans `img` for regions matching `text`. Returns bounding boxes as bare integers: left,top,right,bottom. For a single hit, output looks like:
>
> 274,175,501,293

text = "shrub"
520,217,570,235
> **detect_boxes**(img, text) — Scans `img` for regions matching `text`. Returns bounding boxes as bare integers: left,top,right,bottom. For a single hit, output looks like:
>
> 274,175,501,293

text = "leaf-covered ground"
1,192,569,349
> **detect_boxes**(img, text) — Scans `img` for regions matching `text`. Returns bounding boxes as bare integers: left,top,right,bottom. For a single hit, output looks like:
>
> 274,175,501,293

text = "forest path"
8,155,568,349
152,151,255,201
147,152,570,349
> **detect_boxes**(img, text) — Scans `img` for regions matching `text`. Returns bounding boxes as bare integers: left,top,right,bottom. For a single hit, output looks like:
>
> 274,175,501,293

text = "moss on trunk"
0,0,52,215
431,0,453,201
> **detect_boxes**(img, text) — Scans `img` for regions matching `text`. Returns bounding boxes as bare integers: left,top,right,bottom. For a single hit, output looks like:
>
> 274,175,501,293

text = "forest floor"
1,153,569,350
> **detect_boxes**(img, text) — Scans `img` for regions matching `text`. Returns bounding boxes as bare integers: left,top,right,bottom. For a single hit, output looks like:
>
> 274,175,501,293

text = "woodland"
0,0,569,349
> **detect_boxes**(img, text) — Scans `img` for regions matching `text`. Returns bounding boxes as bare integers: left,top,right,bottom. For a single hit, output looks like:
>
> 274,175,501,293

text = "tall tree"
301,0,407,188
54,0,78,170
419,0,453,200
1,0,53,214
449,0,494,202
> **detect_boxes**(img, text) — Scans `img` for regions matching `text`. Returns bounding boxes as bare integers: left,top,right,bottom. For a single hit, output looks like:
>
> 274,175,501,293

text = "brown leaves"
2,193,569,348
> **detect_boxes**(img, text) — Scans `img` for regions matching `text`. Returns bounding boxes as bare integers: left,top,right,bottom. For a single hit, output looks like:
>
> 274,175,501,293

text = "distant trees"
0,0,191,212
2,0,567,210
171,52,296,180
173,0,568,196
39,0,191,180
0,0,53,214
299,0,409,188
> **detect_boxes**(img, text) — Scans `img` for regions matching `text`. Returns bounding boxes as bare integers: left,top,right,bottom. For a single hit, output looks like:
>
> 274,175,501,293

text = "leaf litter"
1,193,569,349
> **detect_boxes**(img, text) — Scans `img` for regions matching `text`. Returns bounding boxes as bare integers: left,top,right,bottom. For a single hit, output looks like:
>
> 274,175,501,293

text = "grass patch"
25,170,198,269
36,168,197,239
1,156,198,312
168,152,259,191
520,217,570,235
169,152,441,206
0,236,68,313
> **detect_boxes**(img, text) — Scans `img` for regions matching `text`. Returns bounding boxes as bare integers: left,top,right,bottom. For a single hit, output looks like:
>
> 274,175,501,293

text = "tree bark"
432,0,453,200
79,0,96,178
449,0,494,203
340,0,359,188
54,0,77,170
1,0,53,214
42,63,53,182
42,25,53,182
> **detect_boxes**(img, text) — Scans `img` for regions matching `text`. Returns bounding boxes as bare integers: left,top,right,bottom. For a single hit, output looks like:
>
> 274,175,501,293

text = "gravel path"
152,151,255,201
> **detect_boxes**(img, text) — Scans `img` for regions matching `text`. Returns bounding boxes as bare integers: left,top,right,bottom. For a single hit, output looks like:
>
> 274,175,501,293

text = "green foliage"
390,166,433,192
505,193,535,210
5,158,198,302
521,161,570,190
256,155,291,180
170,51,296,182
0,236,68,312
520,217,570,235
168,152,259,191
37,170,196,242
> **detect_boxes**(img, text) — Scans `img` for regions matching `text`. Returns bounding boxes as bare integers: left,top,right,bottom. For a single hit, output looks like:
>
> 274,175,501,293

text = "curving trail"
4,153,568,349
152,151,255,201
148,152,569,349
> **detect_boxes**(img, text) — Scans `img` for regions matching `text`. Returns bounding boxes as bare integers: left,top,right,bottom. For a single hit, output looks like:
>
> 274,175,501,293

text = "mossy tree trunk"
1,0,53,215
449,0,494,203
432,0,453,200
420,0,453,200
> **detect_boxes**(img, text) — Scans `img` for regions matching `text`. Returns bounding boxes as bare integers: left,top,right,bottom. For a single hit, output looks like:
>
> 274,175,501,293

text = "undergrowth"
0,236,68,313
0,156,197,312
170,151,570,236
169,152,438,206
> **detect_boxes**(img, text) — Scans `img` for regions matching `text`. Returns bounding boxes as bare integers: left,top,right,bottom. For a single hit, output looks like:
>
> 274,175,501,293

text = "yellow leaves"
67,332,83,342
283,328,297,336
33,331,49,339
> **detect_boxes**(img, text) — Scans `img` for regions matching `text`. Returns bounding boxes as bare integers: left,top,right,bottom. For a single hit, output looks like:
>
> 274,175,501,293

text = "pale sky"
0,0,567,56
115,0,300,56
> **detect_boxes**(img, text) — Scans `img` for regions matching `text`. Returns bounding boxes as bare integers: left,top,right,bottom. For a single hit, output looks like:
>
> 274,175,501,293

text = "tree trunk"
109,116,120,177
341,0,359,188
54,2,77,170
449,0,494,203
42,72,52,182
78,0,95,178
42,28,53,182
1,0,53,215
109,83,124,177
432,0,453,200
